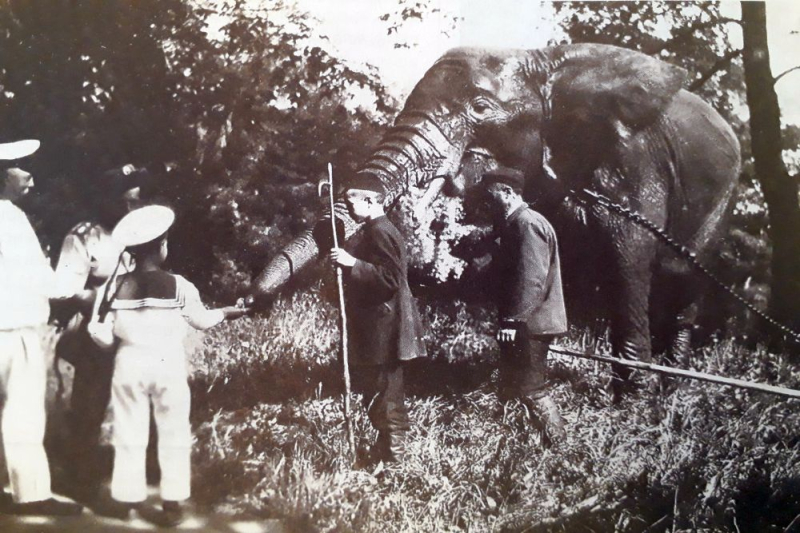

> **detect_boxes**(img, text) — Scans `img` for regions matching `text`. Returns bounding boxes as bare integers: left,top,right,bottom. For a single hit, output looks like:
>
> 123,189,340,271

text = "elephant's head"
397,44,687,202
251,44,688,304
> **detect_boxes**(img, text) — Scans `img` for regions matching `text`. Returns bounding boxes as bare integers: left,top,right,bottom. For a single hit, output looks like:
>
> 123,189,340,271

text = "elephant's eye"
471,98,493,114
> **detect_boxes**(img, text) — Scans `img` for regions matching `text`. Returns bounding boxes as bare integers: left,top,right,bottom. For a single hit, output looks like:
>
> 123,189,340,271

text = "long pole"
328,163,356,460
549,346,800,400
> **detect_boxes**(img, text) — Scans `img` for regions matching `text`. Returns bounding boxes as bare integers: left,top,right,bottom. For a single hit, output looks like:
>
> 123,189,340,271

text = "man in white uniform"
0,139,82,516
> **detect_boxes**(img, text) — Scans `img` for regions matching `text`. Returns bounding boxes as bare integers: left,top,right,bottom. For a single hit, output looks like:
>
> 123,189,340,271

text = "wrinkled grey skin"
253,44,740,366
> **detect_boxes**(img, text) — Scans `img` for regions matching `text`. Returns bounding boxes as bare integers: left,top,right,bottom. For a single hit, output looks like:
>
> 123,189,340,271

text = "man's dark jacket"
345,215,427,365
494,204,567,336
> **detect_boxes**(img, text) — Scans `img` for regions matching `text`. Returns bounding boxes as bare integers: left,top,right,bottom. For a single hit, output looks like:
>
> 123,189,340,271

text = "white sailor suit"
93,270,223,503
0,198,58,503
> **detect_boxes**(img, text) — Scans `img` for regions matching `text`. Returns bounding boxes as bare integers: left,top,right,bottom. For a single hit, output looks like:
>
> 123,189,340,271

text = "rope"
572,188,800,344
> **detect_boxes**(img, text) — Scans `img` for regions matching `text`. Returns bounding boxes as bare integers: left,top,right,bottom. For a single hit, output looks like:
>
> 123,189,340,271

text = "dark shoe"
58,483,101,507
95,498,138,520
0,492,13,512
161,500,185,527
608,376,636,406
8,498,83,516
529,396,567,446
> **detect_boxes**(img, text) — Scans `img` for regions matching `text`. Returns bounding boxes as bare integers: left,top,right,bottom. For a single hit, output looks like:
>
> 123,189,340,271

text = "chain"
572,188,800,344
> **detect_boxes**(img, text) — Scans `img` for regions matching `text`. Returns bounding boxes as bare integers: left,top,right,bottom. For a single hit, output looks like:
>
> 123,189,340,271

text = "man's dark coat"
345,216,427,366
494,204,568,336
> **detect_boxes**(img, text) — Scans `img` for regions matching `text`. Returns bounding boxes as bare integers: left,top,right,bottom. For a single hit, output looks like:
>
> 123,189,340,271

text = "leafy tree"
0,0,190,246
0,0,397,299
740,1,800,330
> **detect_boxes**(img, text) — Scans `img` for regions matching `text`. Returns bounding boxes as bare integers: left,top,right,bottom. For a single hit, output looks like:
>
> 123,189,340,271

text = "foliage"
392,188,480,283
0,0,396,299
378,0,462,49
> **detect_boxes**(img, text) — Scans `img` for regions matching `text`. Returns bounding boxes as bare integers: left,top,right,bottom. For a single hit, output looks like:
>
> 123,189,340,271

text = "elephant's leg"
651,272,701,366
607,240,656,403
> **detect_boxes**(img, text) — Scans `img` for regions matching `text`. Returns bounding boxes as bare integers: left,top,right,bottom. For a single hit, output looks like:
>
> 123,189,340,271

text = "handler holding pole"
330,172,427,463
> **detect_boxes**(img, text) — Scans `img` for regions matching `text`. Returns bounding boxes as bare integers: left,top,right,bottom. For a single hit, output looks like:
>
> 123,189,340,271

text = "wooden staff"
327,163,356,460
549,346,800,400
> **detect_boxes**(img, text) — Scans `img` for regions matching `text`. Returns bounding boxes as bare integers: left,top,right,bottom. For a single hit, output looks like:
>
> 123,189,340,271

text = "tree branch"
689,48,743,92
645,17,742,55
774,66,800,86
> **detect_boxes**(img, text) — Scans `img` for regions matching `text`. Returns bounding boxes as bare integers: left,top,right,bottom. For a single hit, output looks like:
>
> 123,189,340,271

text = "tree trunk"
741,1,800,331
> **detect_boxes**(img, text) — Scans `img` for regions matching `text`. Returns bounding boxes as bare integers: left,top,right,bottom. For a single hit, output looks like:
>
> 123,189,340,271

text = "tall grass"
187,288,800,532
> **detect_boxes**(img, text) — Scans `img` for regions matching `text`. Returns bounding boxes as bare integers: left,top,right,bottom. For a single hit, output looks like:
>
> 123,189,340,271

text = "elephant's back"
661,90,741,256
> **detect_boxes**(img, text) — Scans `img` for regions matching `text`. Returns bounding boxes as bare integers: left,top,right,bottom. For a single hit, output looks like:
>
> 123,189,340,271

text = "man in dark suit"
330,174,427,462
479,167,568,445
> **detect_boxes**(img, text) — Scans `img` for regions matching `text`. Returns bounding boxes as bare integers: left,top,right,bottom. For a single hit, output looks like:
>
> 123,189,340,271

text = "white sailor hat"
112,205,175,248
0,139,40,161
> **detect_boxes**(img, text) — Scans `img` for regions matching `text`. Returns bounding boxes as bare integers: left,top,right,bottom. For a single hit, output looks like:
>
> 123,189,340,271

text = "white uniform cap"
112,205,175,248
0,139,40,160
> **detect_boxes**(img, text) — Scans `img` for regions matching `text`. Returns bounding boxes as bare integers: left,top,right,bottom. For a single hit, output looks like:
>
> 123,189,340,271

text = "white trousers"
110,349,192,503
0,327,52,503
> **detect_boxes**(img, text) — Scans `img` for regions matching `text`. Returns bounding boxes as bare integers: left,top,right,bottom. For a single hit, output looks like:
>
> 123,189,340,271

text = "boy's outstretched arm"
179,276,249,330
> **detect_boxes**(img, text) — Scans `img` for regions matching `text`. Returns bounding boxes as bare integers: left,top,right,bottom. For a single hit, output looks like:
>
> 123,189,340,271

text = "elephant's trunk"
251,112,460,303
360,110,460,204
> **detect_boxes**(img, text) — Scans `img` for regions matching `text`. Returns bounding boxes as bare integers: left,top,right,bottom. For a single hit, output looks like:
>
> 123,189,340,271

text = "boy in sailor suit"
88,205,248,525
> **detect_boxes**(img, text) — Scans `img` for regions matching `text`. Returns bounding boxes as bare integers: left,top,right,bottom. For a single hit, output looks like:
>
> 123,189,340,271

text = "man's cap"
103,164,153,196
0,139,39,161
481,167,526,193
112,205,175,248
342,173,386,195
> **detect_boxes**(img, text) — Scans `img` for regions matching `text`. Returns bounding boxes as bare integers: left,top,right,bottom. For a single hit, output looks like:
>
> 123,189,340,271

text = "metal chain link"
573,188,800,344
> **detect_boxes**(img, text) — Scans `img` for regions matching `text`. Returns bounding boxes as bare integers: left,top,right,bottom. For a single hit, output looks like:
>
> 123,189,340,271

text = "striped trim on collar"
110,272,185,310
110,290,185,310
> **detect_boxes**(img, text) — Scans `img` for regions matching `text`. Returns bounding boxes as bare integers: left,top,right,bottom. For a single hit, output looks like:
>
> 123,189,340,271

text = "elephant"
251,43,741,385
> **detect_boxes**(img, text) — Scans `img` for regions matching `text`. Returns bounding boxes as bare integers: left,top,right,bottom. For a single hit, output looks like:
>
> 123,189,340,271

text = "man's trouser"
351,363,409,436
110,348,191,503
0,327,53,503
498,330,553,401
57,322,114,490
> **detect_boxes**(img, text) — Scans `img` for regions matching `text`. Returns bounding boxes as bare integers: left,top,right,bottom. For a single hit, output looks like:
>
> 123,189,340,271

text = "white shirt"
88,274,224,355
0,199,55,329
54,221,130,299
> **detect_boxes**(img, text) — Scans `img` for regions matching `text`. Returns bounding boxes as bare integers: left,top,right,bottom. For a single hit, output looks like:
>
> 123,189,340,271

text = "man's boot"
374,431,406,463
528,396,566,446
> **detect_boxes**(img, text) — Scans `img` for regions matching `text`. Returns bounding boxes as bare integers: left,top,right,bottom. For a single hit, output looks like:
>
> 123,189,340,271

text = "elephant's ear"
548,44,687,130
538,44,688,180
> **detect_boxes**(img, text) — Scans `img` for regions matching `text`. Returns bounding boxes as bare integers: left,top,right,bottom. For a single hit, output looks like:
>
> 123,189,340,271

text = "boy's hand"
330,248,356,268
497,328,517,343
221,306,251,320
